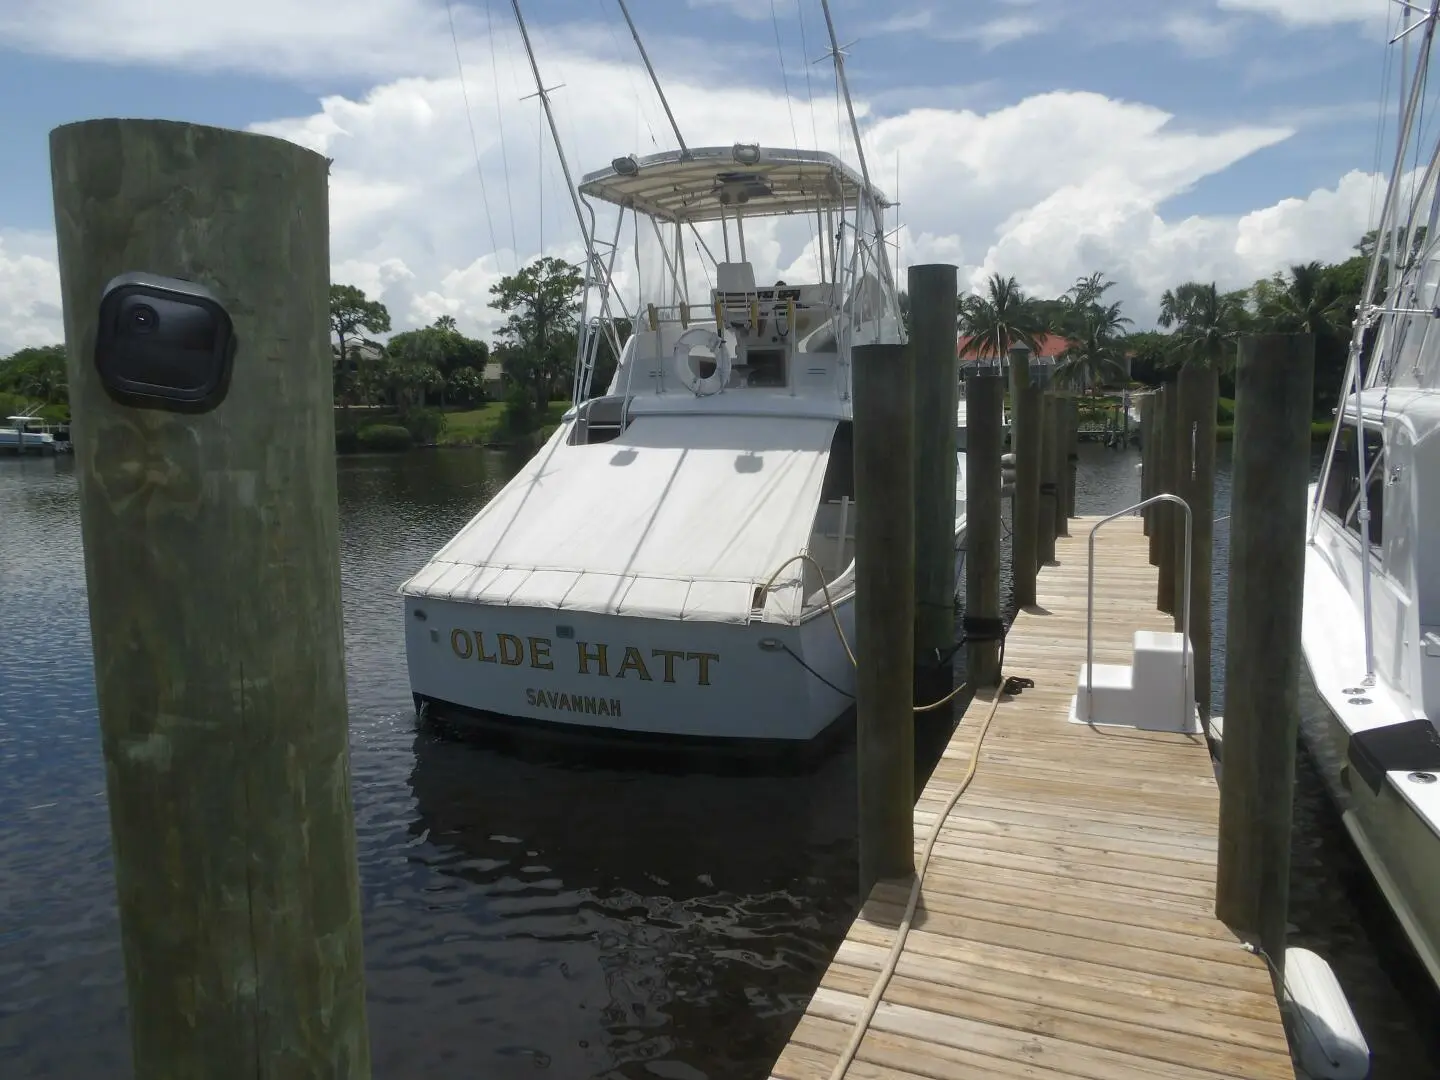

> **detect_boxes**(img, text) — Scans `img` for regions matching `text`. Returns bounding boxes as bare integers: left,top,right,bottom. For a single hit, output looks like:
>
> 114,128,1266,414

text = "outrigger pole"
613,0,690,158
817,0,903,334
509,0,624,401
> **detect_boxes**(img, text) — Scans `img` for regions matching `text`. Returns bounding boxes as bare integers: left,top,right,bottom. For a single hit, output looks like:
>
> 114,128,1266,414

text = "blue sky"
0,0,1416,351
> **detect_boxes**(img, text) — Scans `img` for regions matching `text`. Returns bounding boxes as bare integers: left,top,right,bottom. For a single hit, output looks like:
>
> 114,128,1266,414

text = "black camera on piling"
94,272,237,413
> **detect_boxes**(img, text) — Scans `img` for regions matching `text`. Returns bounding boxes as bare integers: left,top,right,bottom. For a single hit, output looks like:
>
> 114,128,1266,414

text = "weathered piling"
1008,344,1041,607
853,342,916,895
1215,333,1315,990
1157,380,1180,614
1171,363,1219,714
1053,393,1071,538
49,118,370,1076
1064,395,1079,521
908,264,959,690
964,368,1004,688
1140,392,1156,537
1038,392,1059,566
1149,387,1168,566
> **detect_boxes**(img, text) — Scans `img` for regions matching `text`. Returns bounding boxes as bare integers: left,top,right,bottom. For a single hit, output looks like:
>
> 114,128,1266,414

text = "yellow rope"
757,552,856,666
826,680,1008,1080
756,552,974,714
757,551,1006,1077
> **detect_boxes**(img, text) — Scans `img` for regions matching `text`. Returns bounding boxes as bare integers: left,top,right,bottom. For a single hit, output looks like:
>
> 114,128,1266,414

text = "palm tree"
1056,303,1131,393
957,273,1050,361
1157,281,1247,370
1253,262,1348,337
1068,272,1117,309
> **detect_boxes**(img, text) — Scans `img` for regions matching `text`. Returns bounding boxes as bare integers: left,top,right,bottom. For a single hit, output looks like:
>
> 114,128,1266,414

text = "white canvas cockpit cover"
401,415,838,624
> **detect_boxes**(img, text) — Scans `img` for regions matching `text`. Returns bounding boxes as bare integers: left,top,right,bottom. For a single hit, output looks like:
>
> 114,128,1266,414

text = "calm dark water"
0,441,1437,1078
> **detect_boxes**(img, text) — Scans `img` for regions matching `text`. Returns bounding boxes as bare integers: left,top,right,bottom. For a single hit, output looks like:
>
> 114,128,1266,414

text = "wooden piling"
1148,387,1167,566
1038,392,1059,566
1064,395,1079,521
49,119,370,1076
853,341,916,895
1053,393,1071,538
1008,344,1041,607
1139,392,1156,537
908,263,959,675
1215,333,1315,990
1171,363,1219,715
1156,381,1180,614
964,369,1004,688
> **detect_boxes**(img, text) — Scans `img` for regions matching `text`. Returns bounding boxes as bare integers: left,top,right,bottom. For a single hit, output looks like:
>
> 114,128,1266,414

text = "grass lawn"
438,399,570,446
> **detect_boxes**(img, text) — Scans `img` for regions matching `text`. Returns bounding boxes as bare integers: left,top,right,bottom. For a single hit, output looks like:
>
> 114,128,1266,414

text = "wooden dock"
771,515,1296,1080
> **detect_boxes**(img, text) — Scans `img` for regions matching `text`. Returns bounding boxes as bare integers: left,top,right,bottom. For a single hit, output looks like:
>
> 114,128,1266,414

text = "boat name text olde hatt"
449,629,720,686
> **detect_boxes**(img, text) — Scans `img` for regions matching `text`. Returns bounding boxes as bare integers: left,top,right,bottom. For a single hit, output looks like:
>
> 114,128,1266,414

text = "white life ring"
672,327,732,396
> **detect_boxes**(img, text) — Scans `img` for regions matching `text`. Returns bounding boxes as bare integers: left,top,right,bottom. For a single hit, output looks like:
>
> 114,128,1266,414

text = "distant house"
956,333,1070,378
332,338,386,372
481,361,506,399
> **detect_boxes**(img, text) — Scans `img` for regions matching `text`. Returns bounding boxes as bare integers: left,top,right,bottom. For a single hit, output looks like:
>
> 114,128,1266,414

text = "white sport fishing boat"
399,2,967,741
1301,0,1440,992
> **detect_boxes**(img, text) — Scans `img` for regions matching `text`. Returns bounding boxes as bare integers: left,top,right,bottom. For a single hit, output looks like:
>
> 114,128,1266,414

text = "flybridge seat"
1070,630,1199,734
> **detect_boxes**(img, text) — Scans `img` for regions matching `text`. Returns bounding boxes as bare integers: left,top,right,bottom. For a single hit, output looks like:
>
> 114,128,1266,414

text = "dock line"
757,552,989,713
826,673,1015,1080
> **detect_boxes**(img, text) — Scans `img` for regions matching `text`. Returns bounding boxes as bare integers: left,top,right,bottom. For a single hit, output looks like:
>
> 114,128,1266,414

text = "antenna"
613,0,690,157
816,0,900,315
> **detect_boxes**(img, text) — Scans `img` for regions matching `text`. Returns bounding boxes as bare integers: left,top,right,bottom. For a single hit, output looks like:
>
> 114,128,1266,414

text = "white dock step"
1069,630,1199,733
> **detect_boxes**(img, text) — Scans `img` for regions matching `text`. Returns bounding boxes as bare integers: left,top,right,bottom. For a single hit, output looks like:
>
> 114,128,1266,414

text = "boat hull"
407,520,967,742
1299,626,1440,991
405,593,859,742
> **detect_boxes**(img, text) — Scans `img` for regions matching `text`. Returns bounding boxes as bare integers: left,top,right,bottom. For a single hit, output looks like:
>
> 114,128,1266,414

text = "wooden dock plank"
772,516,1295,1080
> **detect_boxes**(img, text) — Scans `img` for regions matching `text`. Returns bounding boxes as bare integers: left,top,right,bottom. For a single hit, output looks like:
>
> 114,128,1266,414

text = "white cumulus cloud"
0,231,63,354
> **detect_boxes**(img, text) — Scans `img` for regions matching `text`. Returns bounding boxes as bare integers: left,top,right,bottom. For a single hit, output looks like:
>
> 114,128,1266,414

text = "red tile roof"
956,332,1072,362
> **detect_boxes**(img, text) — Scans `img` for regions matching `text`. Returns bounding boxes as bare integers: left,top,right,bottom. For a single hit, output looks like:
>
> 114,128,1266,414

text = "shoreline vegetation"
0,230,1389,452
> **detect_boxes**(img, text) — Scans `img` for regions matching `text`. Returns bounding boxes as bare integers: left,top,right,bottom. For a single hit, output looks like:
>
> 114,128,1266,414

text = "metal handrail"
1085,494,1193,729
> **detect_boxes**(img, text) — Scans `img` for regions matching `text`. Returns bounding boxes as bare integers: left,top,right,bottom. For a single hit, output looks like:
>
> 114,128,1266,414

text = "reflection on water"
0,443,1436,1078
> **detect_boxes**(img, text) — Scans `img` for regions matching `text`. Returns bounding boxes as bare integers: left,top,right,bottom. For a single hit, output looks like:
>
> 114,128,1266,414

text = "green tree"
489,256,584,408
1250,256,1370,414
1055,301,1130,393
446,365,486,406
329,284,391,408
1157,281,1247,371
1123,330,1173,387
384,328,449,412
423,314,490,384
0,344,68,410
957,273,1050,361
1252,262,1348,337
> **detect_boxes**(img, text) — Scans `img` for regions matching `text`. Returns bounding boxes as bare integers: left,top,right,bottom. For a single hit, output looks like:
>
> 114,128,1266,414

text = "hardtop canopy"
577,145,888,225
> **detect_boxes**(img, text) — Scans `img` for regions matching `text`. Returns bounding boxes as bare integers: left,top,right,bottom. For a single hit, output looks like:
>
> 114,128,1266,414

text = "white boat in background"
0,412,57,454
1301,4,1440,992
399,5,966,741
